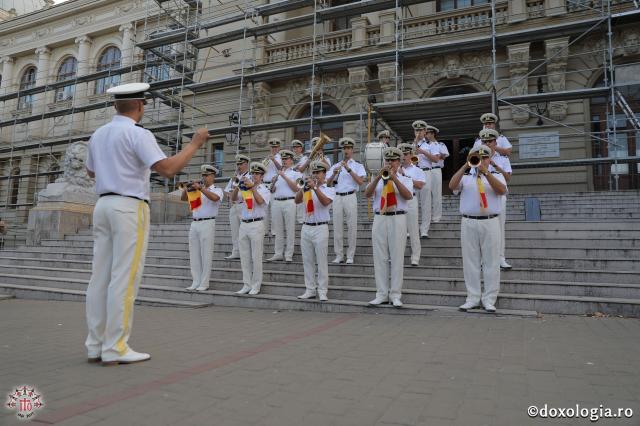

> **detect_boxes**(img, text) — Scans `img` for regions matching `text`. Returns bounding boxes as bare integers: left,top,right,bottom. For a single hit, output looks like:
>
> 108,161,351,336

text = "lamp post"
225,112,240,145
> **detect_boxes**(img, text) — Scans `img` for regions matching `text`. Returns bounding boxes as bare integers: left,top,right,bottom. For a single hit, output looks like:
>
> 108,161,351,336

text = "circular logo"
5,385,45,420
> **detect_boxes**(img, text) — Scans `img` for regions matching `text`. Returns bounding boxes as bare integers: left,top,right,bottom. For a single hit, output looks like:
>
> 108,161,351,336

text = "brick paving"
1,299,639,426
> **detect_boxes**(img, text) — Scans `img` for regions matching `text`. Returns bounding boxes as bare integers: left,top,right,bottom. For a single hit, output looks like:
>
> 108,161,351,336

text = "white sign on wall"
518,132,560,159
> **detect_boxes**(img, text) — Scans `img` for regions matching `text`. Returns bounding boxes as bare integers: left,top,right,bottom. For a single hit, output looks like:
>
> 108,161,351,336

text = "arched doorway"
429,84,480,191
590,74,640,190
293,102,343,164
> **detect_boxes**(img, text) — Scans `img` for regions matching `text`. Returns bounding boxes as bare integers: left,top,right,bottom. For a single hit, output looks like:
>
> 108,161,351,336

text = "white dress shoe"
285,258,293,262
102,350,151,366
185,284,198,291
368,297,388,305
420,233,429,239
297,291,317,299
459,301,481,311
267,255,284,262
391,298,403,308
235,286,251,295
248,288,261,295
318,294,328,302
483,304,497,313
345,258,354,264
331,256,343,264
195,286,209,291
225,253,240,259
411,261,419,266
500,259,512,270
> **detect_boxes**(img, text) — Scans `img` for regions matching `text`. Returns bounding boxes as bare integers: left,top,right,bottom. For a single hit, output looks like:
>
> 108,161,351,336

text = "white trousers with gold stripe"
85,196,150,361
239,219,265,292
372,213,407,301
189,219,216,289
332,192,358,261
301,223,329,296
460,216,501,306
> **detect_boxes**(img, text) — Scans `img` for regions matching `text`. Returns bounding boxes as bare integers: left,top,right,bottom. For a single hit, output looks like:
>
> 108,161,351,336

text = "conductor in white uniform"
85,83,209,365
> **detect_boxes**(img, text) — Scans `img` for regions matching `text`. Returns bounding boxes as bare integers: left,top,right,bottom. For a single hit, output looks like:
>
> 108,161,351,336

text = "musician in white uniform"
85,83,208,365
398,143,426,266
268,149,303,262
327,137,366,265
473,113,513,157
413,120,441,238
224,154,251,260
263,138,282,236
292,139,307,224
295,161,336,301
449,144,507,313
365,147,413,307
183,165,223,291
427,125,449,222
299,137,332,173
378,129,391,147
482,128,514,270
233,162,271,295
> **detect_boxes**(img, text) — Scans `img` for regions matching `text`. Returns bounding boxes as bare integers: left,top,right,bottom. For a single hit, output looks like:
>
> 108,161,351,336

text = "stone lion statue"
55,141,94,188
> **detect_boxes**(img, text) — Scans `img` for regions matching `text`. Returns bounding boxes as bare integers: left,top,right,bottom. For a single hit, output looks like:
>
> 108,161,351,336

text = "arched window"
293,102,343,163
9,167,20,208
94,47,121,94
18,67,37,110
55,56,78,102
144,34,172,82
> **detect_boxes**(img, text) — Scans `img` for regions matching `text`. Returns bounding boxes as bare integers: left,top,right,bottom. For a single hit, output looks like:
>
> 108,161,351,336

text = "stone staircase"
1,190,639,316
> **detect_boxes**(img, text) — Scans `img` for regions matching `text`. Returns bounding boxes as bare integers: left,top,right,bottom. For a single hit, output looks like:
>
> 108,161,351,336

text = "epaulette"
135,123,144,128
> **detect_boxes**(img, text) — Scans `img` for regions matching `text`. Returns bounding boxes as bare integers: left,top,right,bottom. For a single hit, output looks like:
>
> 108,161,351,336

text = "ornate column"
1,56,15,95
253,35,269,66
377,62,397,102
507,42,530,125
75,36,93,77
119,23,135,68
33,47,51,120
348,66,371,110
545,36,569,121
351,17,369,50
378,11,396,46
545,0,566,16
508,0,527,23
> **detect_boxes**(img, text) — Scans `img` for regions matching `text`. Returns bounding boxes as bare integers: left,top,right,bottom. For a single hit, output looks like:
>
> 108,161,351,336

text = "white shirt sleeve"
86,138,95,172
321,186,336,201
354,162,367,178
257,185,271,205
132,129,167,168
439,143,450,158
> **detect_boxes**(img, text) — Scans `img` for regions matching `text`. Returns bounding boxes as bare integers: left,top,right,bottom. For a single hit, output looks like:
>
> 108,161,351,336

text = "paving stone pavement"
1,300,639,426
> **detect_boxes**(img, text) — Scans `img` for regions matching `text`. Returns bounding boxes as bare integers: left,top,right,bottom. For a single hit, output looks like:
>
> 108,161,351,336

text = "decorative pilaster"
378,11,396,45
250,81,271,147
74,36,93,76
377,62,397,102
253,35,269,66
545,36,569,121
1,56,15,95
545,0,566,16
508,0,527,23
348,66,371,110
34,47,51,86
351,17,369,50
119,23,135,68
507,42,530,125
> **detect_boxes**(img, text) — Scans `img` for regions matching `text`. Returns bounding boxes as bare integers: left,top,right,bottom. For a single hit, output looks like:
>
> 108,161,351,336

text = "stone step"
2,263,639,300
63,228,640,241
1,273,638,316
36,238,640,259
1,256,638,285
4,248,637,271
0,281,536,317
55,232,640,249
0,294,15,301
0,283,212,308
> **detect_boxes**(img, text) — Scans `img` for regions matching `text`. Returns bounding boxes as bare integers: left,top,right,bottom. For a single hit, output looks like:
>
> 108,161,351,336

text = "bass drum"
364,142,386,174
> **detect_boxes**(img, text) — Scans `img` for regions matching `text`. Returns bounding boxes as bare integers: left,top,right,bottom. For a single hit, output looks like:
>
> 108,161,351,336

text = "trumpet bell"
467,153,481,168
296,178,305,189
410,155,419,165
381,170,390,179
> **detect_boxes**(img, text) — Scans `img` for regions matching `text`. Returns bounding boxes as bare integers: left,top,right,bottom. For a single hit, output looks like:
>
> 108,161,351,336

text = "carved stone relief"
507,42,531,125
249,81,272,148
545,37,569,121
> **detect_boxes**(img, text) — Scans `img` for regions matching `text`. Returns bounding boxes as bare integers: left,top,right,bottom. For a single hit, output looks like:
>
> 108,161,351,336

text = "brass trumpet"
380,169,390,179
178,180,203,191
410,155,419,166
296,177,305,189
467,153,481,168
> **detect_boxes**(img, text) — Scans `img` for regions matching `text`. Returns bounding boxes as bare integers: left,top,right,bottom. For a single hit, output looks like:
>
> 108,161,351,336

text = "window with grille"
211,143,224,174
95,47,121,94
55,57,77,102
18,67,37,110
